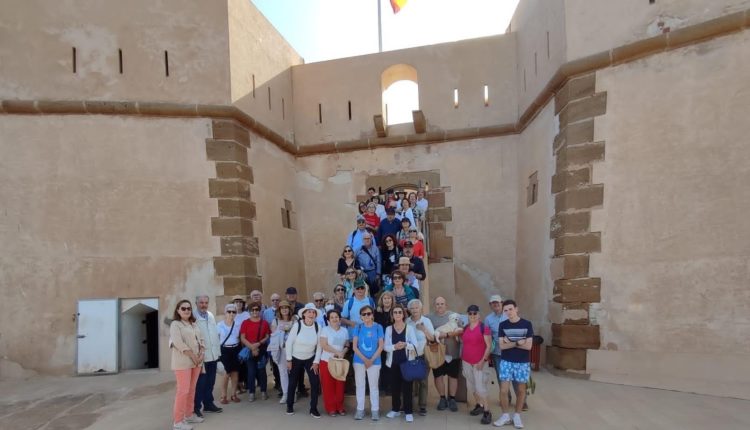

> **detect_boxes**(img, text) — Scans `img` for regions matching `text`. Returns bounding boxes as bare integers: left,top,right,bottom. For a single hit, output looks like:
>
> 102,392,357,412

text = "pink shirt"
460,322,491,365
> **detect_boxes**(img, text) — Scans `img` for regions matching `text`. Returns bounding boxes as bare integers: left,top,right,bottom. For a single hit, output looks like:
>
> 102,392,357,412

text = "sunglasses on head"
179,306,192,311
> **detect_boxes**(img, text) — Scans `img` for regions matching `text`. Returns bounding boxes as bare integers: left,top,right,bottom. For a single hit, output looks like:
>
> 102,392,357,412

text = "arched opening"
381,64,419,126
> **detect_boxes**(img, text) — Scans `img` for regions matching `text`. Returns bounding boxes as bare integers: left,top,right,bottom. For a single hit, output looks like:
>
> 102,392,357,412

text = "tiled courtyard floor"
2,369,749,430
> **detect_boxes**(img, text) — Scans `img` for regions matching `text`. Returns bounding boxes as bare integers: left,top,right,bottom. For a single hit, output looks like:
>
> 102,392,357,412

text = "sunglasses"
355,286,365,290
468,311,479,316
271,299,280,302
226,310,236,314
335,288,345,292
360,312,373,317
179,307,192,311
344,249,353,252
346,271,356,275
314,299,325,302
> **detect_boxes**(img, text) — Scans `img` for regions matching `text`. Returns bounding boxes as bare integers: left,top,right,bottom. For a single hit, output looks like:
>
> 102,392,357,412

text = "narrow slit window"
523,69,527,92
267,87,272,110
483,85,489,106
164,51,169,77
72,47,77,73
118,49,123,74
546,31,550,59
453,88,459,108
527,171,539,207
534,52,538,76
252,75,255,98
348,101,352,120
282,98,285,120
318,103,322,124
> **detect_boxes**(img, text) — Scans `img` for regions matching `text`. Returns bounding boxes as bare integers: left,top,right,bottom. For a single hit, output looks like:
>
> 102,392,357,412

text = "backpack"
295,320,319,336
346,296,376,315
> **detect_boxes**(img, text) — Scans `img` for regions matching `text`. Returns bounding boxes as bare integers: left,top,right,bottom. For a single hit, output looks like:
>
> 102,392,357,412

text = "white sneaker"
513,413,524,429
174,421,193,430
279,395,287,404
184,414,204,423
386,411,402,419
405,414,414,423
493,413,511,427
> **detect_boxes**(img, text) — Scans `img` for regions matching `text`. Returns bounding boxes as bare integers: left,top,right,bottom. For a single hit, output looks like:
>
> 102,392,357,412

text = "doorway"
120,298,159,371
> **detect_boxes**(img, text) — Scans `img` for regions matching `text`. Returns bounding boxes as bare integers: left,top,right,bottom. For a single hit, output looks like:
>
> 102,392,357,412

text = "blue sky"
251,0,520,63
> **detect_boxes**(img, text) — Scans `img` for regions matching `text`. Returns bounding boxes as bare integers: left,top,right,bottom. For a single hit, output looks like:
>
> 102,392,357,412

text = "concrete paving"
1,369,749,430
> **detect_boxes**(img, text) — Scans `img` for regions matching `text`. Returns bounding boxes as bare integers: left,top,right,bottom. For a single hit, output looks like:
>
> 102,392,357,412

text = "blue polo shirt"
484,311,508,356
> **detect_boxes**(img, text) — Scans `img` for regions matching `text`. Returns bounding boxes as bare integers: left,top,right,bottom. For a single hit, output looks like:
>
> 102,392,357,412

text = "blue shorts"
499,360,530,383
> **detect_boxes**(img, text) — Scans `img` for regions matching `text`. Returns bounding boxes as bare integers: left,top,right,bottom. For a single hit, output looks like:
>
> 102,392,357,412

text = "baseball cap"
489,295,503,303
386,207,396,215
286,287,298,295
398,257,411,265
231,295,246,302
403,240,414,247
467,304,480,313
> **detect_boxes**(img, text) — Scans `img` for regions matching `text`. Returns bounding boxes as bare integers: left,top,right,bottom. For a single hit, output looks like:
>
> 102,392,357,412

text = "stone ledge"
554,232,601,255
547,346,587,370
215,162,253,182
220,236,259,256
552,323,600,349
667,10,746,50
208,179,251,199
217,199,256,219
212,119,251,147
556,141,605,171
555,73,596,114
427,207,452,222
553,119,595,154
550,212,591,239
552,168,591,194
206,139,249,164
558,92,607,127
213,256,258,277
555,184,604,213
211,217,254,237
553,278,601,303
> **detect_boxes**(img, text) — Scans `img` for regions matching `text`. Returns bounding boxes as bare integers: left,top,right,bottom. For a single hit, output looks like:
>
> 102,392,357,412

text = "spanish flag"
390,0,408,14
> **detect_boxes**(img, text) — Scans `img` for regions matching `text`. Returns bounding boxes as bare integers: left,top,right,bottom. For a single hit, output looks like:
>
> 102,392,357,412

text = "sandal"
219,396,229,405
231,394,241,403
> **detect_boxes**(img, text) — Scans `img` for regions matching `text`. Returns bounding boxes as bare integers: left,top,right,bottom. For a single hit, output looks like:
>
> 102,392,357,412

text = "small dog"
435,312,462,341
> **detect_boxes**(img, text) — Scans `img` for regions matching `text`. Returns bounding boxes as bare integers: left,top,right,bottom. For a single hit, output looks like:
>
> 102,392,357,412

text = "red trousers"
320,360,345,414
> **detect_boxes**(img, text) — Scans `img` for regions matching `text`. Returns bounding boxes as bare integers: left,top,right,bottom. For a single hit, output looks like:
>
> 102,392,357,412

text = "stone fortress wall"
0,0,748,399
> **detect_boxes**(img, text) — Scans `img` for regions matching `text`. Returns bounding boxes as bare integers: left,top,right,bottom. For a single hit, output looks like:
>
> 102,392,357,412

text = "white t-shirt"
319,325,349,362
406,315,435,356
217,319,241,346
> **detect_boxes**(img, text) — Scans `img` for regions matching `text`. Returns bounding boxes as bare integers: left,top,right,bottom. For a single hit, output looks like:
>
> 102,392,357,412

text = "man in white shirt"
193,294,222,416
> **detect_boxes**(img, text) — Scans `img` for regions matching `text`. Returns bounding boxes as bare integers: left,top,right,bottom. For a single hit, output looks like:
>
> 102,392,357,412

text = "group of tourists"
168,187,535,429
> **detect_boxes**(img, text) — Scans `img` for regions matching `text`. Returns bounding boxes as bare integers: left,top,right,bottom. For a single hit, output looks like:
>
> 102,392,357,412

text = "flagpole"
377,0,383,52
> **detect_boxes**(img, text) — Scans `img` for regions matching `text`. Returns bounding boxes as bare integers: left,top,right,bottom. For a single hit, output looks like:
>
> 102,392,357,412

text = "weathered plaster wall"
564,0,750,61
508,0,567,113
514,102,557,346
294,137,518,304
0,115,221,375
291,35,518,146
0,0,231,104
590,32,750,398
247,135,308,300
228,0,302,141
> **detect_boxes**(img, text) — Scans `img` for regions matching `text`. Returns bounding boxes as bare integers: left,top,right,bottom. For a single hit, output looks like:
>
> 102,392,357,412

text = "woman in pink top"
460,304,493,425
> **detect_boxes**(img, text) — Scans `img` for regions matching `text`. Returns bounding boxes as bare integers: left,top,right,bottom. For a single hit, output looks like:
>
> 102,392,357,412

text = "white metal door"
76,299,118,374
